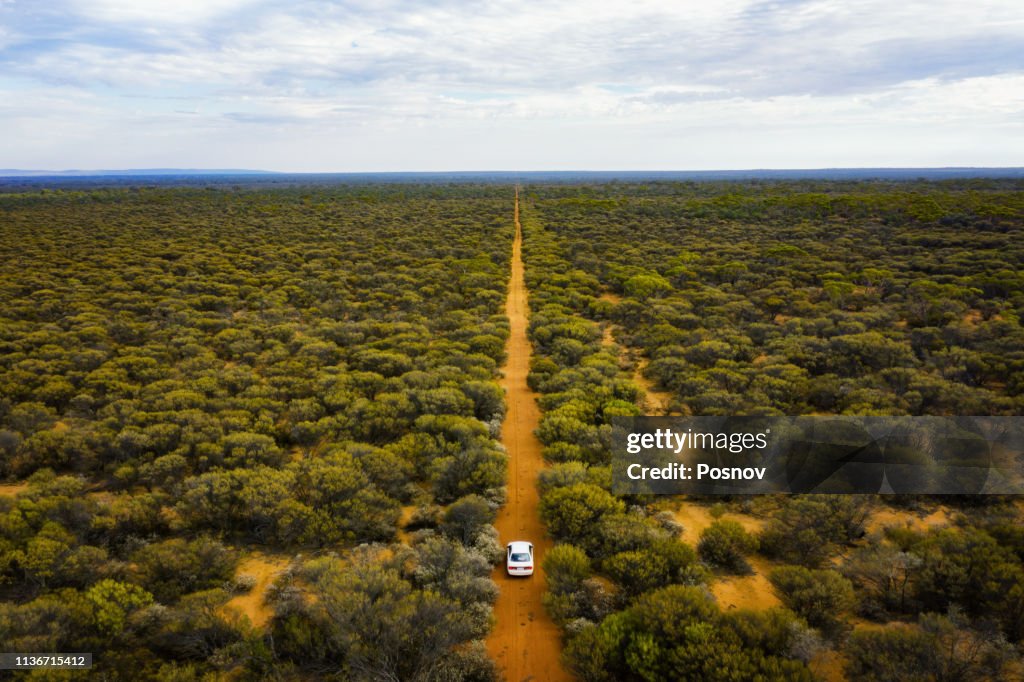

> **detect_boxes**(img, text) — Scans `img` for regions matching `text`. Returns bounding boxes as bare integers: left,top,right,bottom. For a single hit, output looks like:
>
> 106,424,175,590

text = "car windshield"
510,552,531,562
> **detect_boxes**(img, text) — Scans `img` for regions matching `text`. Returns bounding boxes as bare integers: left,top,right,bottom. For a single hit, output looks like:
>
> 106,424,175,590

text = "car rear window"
510,552,531,562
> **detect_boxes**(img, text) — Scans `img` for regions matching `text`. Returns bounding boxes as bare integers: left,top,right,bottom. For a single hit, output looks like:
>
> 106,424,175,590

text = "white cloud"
0,0,1022,169
69,0,265,25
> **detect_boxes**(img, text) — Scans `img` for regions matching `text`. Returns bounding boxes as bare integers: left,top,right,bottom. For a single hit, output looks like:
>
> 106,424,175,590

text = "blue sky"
1,0,1022,171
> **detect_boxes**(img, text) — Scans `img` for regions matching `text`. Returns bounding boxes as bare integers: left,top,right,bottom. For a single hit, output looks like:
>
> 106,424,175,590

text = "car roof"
507,541,533,551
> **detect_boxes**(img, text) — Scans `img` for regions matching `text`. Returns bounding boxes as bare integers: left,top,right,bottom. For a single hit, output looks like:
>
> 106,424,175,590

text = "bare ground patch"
0,482,29,497
222,552,291,629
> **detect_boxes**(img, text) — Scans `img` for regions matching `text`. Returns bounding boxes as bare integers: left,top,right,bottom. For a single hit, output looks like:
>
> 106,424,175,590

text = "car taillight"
525,566,532,570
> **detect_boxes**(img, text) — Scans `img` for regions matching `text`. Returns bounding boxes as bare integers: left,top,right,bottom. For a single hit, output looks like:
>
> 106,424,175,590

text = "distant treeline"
2,169,1023,192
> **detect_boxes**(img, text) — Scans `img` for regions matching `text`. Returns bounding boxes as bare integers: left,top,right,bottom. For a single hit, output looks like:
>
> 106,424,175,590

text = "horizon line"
2,165,1024,178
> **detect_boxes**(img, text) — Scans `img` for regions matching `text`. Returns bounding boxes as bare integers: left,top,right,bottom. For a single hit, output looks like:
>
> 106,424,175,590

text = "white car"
506,541,534,576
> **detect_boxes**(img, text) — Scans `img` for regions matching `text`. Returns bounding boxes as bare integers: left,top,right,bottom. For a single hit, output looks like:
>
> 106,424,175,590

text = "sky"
1,0,1022,171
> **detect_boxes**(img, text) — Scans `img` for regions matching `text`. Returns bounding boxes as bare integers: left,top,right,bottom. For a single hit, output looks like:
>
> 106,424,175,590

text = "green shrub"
697,519,758,573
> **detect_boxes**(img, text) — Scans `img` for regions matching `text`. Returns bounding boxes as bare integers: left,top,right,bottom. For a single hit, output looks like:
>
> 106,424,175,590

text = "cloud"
0,0,1021,169
68,0,266,26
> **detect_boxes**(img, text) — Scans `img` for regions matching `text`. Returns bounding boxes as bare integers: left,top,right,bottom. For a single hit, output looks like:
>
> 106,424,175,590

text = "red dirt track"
485,190,574,681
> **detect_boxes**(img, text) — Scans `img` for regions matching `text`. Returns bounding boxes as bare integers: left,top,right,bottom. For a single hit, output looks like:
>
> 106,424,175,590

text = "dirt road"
486,190,574,682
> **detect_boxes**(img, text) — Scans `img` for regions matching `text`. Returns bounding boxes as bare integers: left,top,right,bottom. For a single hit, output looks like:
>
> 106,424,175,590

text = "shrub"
697,519,758,573
543,544,591,596
768,566,854,635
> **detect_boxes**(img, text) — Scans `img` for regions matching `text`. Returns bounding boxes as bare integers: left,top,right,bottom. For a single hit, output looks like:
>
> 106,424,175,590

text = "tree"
543,544,591,596
276,558,485,680
623,274,673,300
440,495,495,546
768,566,854,635
430,446,507,504
563,585,812,681
412,535,498,611
846,613,1012,682
697,519,758,573
131,537,238,603
759,496,870,567
539,484,624,547
604,549,671,596
841,541,922,615
87,579,154,636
